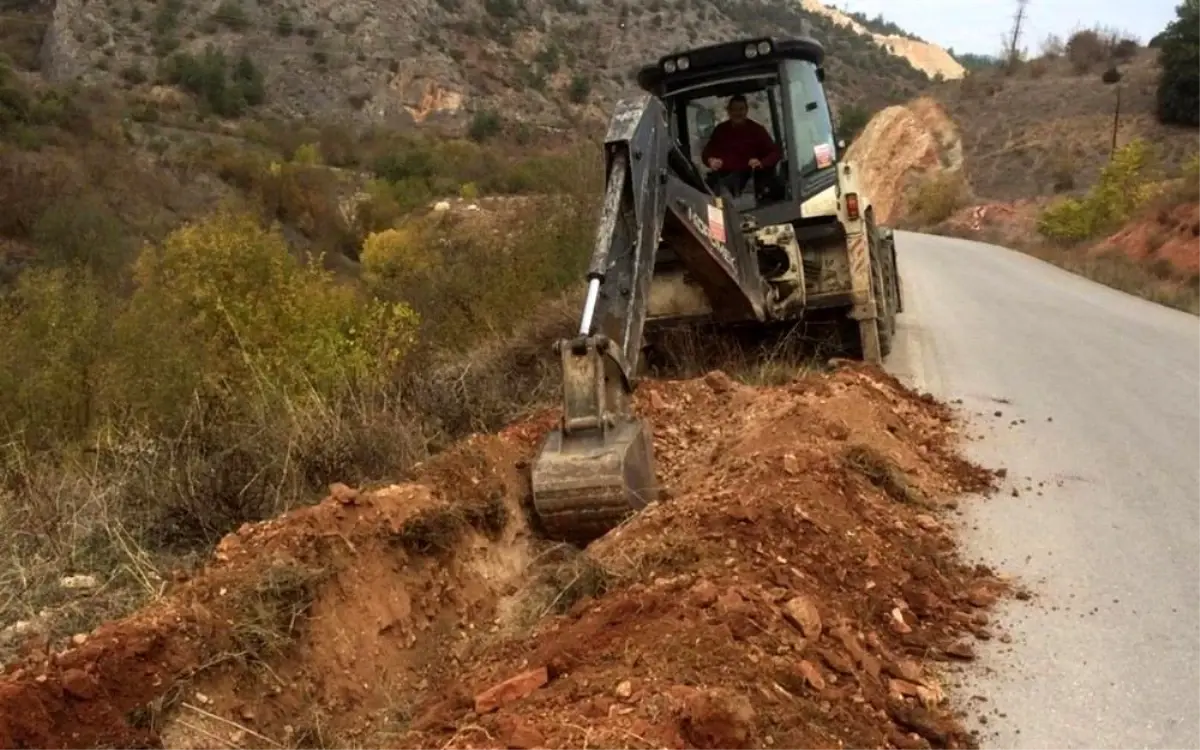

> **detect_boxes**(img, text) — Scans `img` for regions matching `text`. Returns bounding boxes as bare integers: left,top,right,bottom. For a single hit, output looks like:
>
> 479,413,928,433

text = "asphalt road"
886,231,1200,749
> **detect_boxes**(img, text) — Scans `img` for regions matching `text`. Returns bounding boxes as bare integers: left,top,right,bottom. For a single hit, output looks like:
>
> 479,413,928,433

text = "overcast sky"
828,0,1180,56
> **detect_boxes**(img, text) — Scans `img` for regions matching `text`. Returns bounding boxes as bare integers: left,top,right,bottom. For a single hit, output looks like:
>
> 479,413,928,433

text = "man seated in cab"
701,94,783,199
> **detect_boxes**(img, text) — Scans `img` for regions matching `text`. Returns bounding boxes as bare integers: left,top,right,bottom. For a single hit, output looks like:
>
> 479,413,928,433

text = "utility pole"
1005,0,1029,73
1102,65,1123,159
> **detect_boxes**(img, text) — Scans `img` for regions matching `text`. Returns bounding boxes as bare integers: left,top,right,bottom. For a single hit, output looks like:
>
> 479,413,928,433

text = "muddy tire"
883,228,903,313
866,214,896,359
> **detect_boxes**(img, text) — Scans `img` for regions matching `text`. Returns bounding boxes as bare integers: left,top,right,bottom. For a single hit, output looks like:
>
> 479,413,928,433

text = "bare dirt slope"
844,96,963,225
0,363,1007,750
1101,200,1200,277
797,0,964,80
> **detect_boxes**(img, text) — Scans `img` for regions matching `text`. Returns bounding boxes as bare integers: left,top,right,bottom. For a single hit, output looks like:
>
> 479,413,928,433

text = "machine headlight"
676,56,690,70
664,59,677,73
744,44,758,58
757,41,771,54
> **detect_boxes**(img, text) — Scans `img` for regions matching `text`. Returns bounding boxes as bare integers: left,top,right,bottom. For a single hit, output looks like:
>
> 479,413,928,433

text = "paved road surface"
886,231,1200,749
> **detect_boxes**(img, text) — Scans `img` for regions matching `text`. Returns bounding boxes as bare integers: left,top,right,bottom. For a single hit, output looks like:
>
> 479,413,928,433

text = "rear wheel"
866,213,896,359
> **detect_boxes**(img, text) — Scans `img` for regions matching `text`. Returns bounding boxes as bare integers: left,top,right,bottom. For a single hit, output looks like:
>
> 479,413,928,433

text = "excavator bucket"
530,335,659,546
531,417,657,545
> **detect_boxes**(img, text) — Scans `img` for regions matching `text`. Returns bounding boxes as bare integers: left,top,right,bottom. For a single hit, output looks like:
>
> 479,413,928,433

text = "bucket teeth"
530,418,658,546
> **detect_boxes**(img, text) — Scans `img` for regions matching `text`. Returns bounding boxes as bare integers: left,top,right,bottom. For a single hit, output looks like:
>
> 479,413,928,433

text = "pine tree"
1155,0,1199,126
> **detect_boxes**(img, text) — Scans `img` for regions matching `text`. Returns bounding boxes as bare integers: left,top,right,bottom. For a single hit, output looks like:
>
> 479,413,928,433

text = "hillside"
846,46,1198,212
3,0,944,134
927,50,1197,202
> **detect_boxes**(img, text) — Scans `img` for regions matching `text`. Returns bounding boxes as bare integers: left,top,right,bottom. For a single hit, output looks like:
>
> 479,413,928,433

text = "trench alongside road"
886,230,1200,749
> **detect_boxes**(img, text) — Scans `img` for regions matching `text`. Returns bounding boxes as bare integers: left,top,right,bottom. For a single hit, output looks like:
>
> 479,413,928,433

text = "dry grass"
904,171,971,228
1024,243,1199,314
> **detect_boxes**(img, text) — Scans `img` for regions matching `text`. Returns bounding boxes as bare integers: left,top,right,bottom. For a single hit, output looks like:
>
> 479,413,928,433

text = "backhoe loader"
530,34,901,545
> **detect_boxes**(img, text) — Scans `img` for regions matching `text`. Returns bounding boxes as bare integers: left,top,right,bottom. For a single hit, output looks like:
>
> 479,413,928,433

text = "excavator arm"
530,94,769,544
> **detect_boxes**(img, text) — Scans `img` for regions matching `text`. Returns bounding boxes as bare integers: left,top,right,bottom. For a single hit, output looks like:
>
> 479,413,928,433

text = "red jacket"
701,119,782,172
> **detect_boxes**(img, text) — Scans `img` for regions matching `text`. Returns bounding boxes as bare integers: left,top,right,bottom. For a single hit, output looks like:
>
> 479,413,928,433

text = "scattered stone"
782,596,822,640
329,482,359,505
496,715,544,749
798,660,826,691
690,579,719,608
61,669,97,700
943,641,976,661
614,680,633,700
914,514,939,531
967,586,997,608
59,575,99,591
703,370,737,394
474,667,549,714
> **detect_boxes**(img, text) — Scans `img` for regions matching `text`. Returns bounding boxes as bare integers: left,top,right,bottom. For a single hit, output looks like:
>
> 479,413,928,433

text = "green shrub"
116,210,418,425
567,74,591,104
468,110,502,142
162,46,264,117
1037,139,1158,243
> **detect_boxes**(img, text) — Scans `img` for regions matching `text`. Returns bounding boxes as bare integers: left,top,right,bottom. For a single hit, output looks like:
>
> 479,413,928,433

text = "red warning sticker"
707,204,727,244
814,142,834,169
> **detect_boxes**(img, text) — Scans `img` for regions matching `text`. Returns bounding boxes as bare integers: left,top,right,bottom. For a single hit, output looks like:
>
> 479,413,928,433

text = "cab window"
783,59,837,175
679,84,785,176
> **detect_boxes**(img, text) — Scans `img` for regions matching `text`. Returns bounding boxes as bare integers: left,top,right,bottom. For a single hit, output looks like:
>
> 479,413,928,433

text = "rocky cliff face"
34,0,940,130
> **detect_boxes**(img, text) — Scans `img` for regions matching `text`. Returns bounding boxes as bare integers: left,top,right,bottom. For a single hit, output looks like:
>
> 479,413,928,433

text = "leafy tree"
1155,0,1199,126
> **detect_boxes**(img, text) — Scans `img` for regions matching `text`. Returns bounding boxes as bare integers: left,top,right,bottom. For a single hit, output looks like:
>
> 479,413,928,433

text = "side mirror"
816,66,826,82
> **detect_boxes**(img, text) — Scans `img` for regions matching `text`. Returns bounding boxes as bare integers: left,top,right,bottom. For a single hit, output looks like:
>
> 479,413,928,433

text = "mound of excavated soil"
0,362,1006,750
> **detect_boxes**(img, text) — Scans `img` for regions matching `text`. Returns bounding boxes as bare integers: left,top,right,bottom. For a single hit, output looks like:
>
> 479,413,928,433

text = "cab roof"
635,36,825,96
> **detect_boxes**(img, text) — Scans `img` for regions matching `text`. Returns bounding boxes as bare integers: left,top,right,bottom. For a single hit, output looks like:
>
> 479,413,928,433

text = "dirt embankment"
846,97,965,225
940,195,1200,280
1101,200,1200,277
0,363,1008,750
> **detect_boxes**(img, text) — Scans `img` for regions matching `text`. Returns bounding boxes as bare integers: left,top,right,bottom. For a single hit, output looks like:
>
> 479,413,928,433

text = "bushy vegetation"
161,45,265,117
907,170,969,226
0,89,603,649
834,104,873,146
1036,139,1159,243
1062,27,1138,73
949,50,999,73
845,10,922,42
1155,0,1199,126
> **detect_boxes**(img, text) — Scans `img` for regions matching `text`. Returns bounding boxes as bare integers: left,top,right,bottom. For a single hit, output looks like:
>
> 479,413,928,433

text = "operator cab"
637,36,841,226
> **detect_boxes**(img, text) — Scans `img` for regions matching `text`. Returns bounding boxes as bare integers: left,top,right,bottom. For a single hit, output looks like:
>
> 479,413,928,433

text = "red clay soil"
1100,200,1200,278
0,362,1008,750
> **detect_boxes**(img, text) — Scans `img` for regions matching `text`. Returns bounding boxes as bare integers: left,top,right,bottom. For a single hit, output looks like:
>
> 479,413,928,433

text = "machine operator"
701,94,783,198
